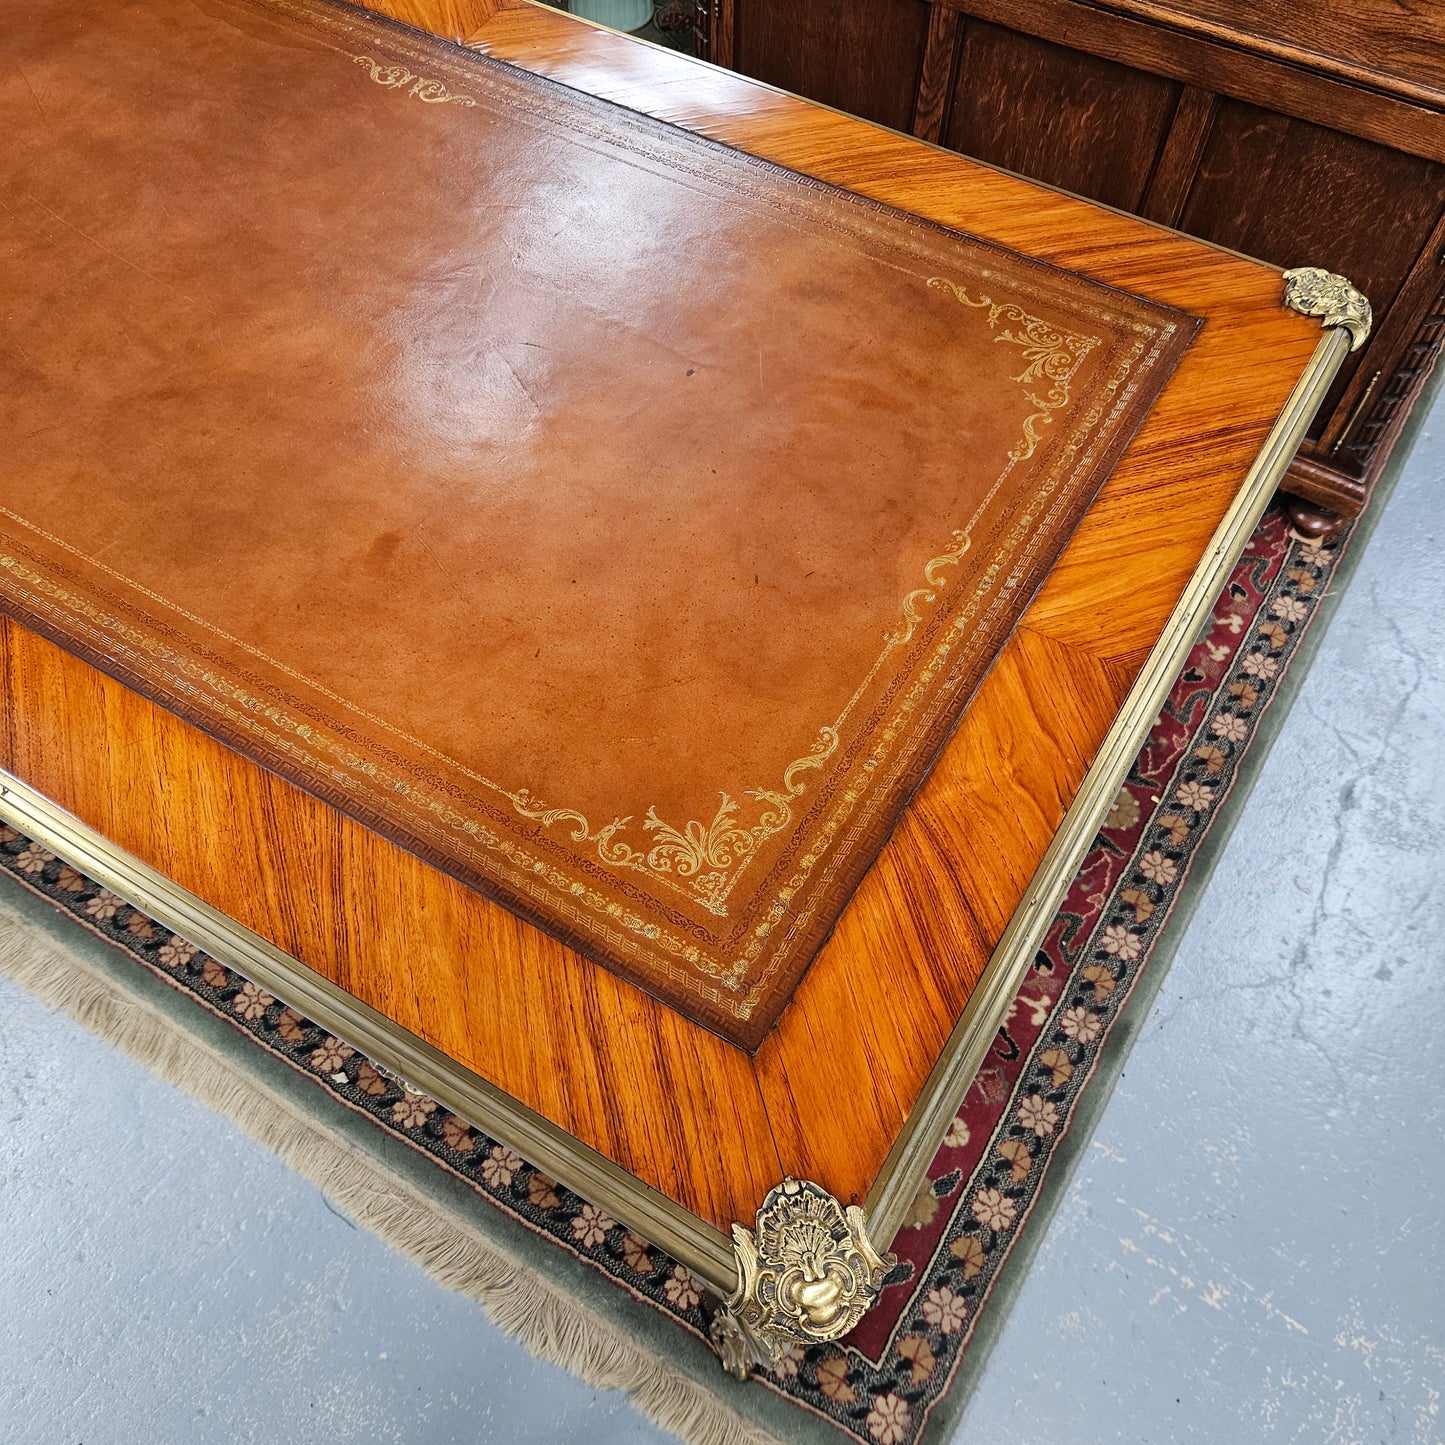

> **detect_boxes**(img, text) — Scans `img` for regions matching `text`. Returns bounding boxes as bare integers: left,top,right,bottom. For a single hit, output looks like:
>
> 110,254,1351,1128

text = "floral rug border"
0,505,1342,1445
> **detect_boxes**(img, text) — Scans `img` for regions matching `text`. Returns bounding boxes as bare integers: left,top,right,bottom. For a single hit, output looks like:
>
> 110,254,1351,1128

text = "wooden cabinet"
702,0,1445,534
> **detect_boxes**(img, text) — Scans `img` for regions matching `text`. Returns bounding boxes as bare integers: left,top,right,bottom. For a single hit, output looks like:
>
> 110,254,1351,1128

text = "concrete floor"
1,394,1441,1443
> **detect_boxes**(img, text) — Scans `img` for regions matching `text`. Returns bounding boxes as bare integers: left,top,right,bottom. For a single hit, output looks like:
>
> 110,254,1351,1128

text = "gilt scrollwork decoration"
510,726,839,919
436,275,1102,926
926,278,1101,461
353,55,478,107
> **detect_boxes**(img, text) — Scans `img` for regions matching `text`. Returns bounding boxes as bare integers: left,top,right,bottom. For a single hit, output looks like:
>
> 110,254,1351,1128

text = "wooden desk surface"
0,0,1336,1268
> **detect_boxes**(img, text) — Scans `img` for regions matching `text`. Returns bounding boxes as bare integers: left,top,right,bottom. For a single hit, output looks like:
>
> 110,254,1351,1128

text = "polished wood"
716,0,1445,533
13,0,1184,1047
943,19,1182,213
367,0,520,40
0,612,786,1227
0,0,1324,1233
1283,457,1366,535
695,0,729,68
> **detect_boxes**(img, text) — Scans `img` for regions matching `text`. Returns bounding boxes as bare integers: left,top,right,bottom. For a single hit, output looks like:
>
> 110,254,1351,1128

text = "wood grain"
1086,0,1445,111
911,3,962,144
366,0,521,41
934,0,1445,165
731,0,931,135
1139,83,1217,227
698,0,731,68
0,0,1326,1230
943,18,1181,213
1178,99,1445,433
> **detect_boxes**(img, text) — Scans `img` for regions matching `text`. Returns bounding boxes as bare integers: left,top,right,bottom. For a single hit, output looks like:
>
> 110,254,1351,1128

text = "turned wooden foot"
1284,494,1350,541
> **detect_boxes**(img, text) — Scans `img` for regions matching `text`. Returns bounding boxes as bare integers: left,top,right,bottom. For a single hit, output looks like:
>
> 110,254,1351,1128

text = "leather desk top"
1,0,1192,1046
0,0,1343,1255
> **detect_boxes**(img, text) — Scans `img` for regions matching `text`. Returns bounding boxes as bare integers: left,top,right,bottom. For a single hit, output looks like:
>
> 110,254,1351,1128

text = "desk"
0,0,1361,1372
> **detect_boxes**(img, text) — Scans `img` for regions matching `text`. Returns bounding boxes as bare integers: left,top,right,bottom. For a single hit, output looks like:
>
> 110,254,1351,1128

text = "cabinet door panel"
732,0,931,135
1180,99,1445,431
943,21,1181,213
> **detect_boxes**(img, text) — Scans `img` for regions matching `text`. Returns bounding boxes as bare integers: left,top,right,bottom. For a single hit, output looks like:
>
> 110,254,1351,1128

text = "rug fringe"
0,904,778,1445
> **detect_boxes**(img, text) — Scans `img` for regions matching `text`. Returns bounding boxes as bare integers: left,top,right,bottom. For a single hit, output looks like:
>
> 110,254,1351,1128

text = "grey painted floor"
2,395,1441,1444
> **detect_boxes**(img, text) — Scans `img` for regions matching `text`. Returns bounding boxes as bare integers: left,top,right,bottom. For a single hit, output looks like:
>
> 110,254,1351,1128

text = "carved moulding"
1282,267,1372,351
707,1178,896,1380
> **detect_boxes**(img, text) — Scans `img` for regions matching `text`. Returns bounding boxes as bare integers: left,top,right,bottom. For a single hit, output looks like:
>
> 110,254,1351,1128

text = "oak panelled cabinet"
697,0,1445,535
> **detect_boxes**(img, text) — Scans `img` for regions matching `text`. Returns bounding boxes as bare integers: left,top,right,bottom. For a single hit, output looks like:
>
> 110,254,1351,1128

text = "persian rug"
0,490,1392,1445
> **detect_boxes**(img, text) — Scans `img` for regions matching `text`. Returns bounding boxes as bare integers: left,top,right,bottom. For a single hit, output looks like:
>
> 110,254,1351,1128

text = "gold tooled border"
0,321,1351,1299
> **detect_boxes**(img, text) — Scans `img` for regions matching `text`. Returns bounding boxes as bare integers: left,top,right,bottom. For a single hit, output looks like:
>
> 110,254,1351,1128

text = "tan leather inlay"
0,0,1195,1047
